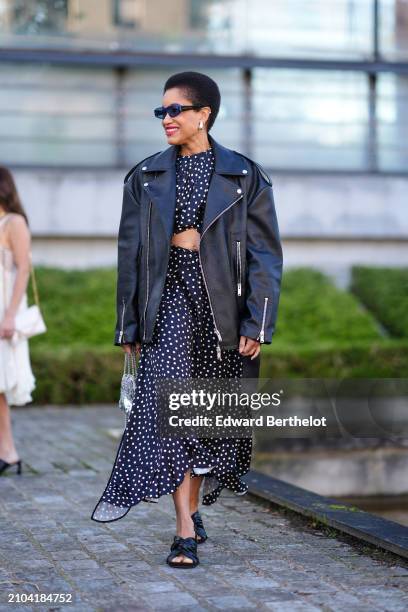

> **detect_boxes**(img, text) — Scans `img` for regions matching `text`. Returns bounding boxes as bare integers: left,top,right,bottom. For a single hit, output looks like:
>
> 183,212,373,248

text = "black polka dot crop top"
173,147,215,235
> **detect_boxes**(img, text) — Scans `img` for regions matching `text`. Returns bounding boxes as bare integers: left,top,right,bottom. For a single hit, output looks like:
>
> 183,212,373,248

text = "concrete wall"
12,168,408,288
253,447,408,497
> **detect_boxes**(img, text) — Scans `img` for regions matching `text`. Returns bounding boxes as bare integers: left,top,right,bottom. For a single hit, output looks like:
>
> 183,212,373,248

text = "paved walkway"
0,405,407,612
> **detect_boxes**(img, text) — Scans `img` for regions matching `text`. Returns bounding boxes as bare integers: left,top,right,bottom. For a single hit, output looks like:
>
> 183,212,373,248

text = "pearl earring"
198,120,204,130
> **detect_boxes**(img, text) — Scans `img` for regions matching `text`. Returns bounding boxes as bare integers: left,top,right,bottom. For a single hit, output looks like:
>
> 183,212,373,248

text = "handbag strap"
29,252,40,308
123,346,138,376
0,216,8,314
1,248,6,315
0,214,41,309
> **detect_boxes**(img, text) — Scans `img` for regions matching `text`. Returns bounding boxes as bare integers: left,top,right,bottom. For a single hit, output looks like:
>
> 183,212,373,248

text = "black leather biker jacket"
114,133,283,356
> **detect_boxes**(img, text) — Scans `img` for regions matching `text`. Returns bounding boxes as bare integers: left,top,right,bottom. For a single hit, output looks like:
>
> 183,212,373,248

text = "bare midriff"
170,227,200,251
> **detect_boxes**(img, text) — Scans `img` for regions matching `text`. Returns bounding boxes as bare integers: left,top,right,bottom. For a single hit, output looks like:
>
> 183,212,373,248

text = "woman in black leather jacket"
91,71,283,569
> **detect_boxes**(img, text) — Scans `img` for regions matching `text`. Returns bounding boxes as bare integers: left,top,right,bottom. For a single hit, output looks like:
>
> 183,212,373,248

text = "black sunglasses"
154,103,204,120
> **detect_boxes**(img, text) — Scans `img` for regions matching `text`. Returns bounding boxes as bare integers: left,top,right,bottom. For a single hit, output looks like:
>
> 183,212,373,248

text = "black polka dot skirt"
91,245,252,523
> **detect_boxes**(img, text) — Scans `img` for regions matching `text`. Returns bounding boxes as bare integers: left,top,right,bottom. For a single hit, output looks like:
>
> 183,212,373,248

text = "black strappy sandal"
191,510,208,544
166,535,199,569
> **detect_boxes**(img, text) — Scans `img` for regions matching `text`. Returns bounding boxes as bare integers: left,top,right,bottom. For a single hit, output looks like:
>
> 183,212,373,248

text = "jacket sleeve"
239,182,283,344
113,180,141,346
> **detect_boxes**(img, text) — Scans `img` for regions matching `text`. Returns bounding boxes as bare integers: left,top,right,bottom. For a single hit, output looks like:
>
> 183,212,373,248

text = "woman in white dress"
0,166,36,476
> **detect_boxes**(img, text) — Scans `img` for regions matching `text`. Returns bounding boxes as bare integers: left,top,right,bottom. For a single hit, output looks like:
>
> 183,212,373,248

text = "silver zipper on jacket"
198,194,244,361
257,297,269,344
143,200,152,341
118,297,126,343
236,240,242,296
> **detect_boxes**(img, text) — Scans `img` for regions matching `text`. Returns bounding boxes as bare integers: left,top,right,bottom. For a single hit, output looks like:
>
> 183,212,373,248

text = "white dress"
0,214,36,406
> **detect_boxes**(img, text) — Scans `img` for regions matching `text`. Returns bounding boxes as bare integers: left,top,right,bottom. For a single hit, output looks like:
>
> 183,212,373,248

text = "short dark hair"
163,71,221,132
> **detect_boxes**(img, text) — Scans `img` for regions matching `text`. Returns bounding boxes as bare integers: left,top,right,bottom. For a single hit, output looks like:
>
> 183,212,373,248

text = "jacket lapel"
201,172,243,235
142,134,249,241
144,167,177,240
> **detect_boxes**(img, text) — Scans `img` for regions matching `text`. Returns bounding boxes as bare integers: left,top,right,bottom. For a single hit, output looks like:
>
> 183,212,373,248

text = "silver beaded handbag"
118,347,138,424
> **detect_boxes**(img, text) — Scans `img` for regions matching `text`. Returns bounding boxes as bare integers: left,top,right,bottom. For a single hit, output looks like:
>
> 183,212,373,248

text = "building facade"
0,0,407,284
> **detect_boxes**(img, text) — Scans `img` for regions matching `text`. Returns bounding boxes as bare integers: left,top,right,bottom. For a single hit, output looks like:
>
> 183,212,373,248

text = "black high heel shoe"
166,535,199,569
0,458,22,476
191,510,208,544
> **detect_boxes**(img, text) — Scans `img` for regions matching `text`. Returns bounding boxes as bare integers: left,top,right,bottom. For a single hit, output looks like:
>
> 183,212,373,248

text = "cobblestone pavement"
1,405,408,612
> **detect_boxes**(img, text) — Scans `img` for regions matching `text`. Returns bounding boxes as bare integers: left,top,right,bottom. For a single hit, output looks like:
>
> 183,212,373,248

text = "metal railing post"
115,65,127,167
367,0,380,172
242,67,253,158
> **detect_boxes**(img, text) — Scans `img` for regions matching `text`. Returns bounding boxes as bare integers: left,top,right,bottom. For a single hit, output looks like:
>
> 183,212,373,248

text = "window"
12,0,67,35
113,0,139,29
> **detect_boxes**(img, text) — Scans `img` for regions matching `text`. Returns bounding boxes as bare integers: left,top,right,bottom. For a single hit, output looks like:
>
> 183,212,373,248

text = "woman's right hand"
0,312,16,340
122,342,141,355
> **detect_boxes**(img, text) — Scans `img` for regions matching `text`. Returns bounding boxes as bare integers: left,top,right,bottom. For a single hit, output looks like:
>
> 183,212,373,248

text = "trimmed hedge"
351,266,408,339
274,267,382,347
29,266,382,351
260,338,408,378
28,267,117,348
30,346,122,404
20,266,407,405
28,338,408,405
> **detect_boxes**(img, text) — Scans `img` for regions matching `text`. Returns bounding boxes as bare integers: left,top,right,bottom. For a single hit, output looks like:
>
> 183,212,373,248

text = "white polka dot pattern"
91,150,252,524
173,147,214,234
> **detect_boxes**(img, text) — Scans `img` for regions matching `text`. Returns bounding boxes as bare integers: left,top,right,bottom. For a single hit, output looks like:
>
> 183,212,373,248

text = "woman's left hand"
239,335,260,360
0,313,16,340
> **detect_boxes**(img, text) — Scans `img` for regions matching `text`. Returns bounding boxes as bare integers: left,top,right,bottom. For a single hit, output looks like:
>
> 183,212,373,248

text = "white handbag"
12,303,47,345
1,249,47,345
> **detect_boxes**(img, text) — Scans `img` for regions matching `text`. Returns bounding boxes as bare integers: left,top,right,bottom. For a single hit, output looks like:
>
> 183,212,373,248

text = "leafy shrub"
351,266,408,338
21,266,406,404
273,268,382,348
